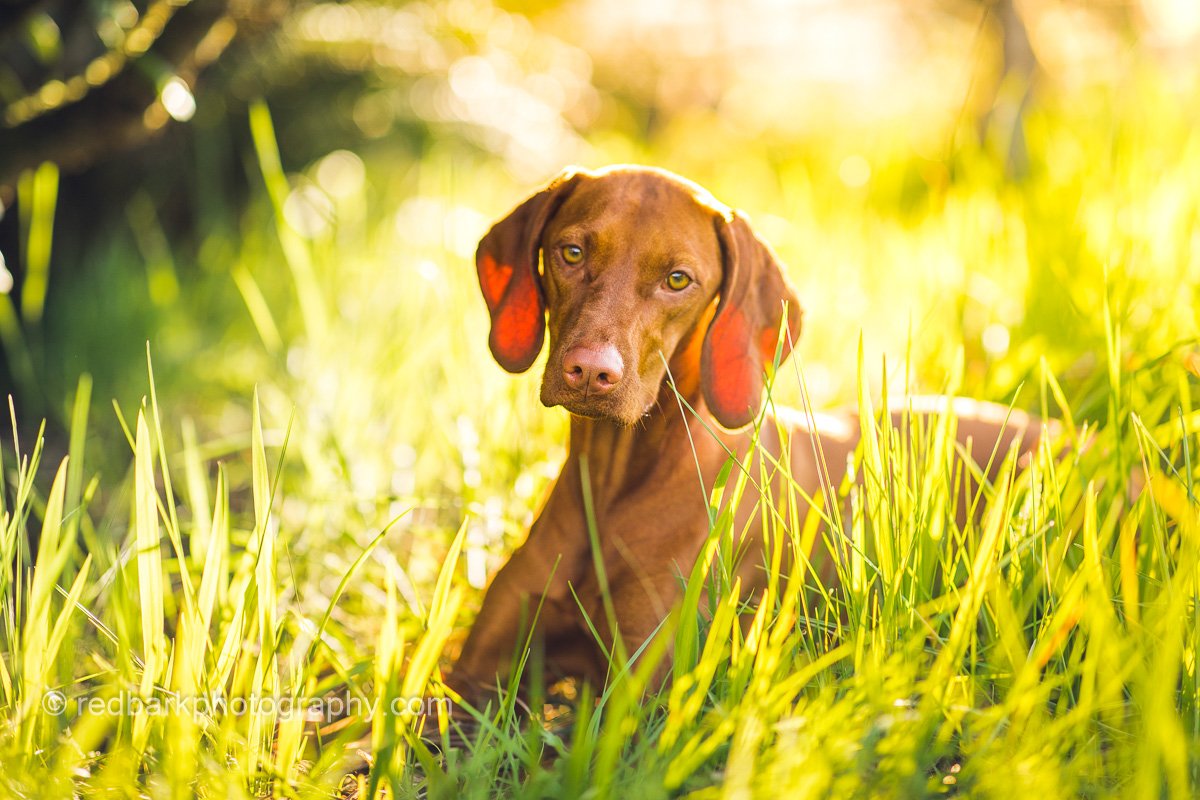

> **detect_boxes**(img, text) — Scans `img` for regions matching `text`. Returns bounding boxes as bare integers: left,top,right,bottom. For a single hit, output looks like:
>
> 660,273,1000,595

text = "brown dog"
448,165,1043,703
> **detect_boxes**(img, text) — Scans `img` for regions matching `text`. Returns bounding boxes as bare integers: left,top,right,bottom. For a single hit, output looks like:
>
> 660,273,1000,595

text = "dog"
446,165,1045,705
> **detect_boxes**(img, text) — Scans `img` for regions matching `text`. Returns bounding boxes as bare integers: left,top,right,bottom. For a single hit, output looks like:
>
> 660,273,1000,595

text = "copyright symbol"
42,690,66,716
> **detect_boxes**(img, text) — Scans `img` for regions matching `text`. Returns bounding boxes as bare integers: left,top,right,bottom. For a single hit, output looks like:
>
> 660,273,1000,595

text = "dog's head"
476,165,802,430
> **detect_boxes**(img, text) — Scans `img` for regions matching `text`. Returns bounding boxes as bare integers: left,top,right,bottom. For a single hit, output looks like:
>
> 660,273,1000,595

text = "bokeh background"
1,0,1198,630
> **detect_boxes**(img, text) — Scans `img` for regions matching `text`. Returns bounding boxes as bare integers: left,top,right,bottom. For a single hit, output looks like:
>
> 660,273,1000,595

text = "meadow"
1,13,1200,796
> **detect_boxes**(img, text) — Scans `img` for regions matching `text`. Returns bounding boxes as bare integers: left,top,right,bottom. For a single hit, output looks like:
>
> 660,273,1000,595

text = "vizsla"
448,165,1044,704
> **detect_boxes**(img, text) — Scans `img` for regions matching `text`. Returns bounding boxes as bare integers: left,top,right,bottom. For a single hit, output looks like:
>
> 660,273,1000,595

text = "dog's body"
448,166,1043,701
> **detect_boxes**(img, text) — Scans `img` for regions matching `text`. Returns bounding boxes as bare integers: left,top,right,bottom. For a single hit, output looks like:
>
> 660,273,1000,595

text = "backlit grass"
0,73,1198,798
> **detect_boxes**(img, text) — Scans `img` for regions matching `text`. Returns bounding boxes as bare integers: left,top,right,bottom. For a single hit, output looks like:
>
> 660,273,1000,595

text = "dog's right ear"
702,212,803,430
476,169,582,373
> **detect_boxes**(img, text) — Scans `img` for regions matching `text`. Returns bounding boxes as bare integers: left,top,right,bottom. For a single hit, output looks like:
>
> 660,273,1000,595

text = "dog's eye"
561,244,584,265
665,271,692,291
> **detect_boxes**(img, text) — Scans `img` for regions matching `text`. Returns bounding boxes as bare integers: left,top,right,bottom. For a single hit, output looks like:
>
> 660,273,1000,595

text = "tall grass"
0,338,1194,797
0,75,1198,797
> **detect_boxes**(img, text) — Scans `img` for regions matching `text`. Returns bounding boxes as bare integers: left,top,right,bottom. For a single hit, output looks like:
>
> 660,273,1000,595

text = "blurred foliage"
0,0,1194,612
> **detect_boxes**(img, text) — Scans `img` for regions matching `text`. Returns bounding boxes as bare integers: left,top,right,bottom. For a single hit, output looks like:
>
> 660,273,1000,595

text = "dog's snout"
562,345,624,395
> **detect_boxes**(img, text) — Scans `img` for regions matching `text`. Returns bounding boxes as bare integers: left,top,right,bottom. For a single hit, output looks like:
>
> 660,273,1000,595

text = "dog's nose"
562,345,624,395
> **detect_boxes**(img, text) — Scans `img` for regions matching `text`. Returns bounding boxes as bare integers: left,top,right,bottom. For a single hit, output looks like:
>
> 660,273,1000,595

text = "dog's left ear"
477,170,582,373
701,212,803,430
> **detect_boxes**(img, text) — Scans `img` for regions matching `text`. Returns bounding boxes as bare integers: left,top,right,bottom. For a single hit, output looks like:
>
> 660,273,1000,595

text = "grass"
0,71,1199,797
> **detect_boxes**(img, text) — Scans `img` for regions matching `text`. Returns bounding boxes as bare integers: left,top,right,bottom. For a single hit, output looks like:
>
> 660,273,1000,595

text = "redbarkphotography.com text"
41,689,451,724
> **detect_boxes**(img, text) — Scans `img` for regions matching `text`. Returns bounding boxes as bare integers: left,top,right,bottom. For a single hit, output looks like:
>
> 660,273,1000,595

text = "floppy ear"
476,171,581,372
701,212,803,430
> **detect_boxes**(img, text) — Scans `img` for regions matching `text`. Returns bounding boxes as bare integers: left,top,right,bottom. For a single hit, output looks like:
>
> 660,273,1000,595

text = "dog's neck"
563,381,722,509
